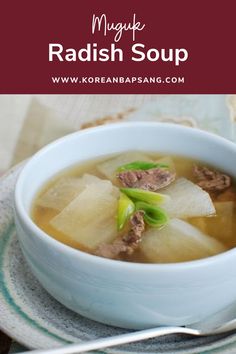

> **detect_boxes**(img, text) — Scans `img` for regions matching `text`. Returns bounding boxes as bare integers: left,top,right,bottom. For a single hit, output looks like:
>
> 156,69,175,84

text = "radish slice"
161,178,215,218
37,174,103,212
97,152,152,180
140,218,226,263
50,179,119,250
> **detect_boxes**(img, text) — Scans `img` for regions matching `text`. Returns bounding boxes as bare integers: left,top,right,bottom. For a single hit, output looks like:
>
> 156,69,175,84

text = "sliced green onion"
135,201,169,228
117,192,135,231
120,188,170,205
117,161,168,172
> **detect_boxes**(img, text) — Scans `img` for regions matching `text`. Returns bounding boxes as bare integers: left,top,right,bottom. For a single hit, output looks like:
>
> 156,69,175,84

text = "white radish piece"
161,178,215,218
36,174,103,212
140,218,226,263
37,177,85,212
50,179,119,250
97,151,152,180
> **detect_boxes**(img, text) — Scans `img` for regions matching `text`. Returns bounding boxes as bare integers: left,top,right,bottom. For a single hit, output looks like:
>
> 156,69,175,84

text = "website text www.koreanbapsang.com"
51,76,185,84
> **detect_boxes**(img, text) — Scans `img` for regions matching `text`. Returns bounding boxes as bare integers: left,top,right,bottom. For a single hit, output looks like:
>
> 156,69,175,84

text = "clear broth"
32,152,236,262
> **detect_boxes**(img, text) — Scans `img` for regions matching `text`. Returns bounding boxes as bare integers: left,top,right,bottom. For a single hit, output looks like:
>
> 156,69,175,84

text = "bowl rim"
14,122,236,272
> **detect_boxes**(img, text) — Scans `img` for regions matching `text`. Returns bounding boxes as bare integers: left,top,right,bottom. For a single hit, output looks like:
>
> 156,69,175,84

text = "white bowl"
14,122,236,329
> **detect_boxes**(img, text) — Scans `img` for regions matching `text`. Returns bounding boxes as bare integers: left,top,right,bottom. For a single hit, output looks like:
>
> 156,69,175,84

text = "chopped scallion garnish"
117,161,168,172
135,201,169,228
120,187,170,205
117,192,135,231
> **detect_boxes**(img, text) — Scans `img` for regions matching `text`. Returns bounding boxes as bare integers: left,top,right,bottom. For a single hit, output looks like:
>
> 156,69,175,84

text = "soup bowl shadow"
14,122,236,329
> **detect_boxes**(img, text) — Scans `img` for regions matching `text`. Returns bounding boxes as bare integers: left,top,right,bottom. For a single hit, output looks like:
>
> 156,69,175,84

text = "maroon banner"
0,0,235,93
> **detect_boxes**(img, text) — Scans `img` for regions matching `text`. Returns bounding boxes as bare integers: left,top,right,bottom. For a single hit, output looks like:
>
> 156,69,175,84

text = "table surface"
0,94,236,353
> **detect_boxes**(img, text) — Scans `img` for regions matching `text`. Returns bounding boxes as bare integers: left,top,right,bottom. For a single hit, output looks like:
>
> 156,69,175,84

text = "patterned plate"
1,163,236,354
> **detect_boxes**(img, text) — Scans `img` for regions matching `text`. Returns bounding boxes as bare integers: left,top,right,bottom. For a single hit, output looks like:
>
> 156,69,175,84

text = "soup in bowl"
14,122,236,329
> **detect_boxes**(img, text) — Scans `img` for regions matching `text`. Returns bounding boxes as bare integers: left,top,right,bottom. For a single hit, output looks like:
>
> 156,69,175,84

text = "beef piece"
95,211,145,259
193,165,231,192
94,239,133,259
123,210,145,246
117,168,175,191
